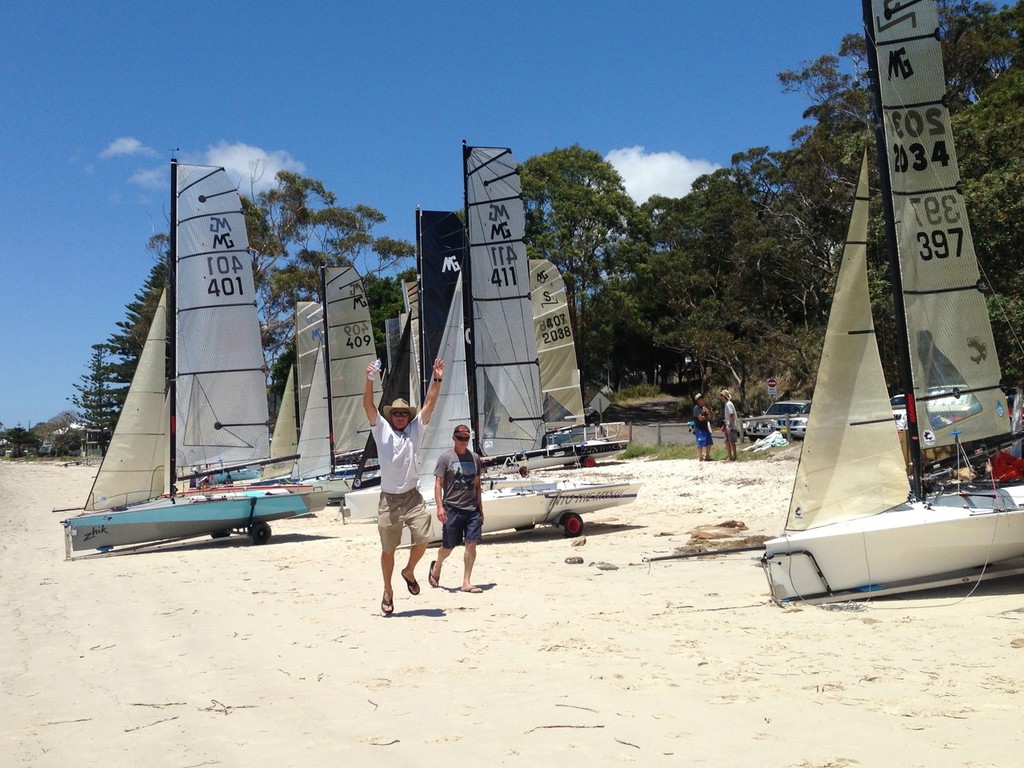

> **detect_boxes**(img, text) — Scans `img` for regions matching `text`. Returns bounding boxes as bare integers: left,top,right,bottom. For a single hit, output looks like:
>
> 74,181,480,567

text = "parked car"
891,393,907,431
743,400,812,440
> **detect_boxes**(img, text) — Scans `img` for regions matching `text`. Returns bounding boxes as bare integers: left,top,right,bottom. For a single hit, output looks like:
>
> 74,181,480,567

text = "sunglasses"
453,434,470,441
391,411,411,418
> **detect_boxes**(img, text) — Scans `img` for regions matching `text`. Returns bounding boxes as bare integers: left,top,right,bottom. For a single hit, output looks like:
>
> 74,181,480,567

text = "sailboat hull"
345,481,641,542
62,486,325,554
762,492,1024,603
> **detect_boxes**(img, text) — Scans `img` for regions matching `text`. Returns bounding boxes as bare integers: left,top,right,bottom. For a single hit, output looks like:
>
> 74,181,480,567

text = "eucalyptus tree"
242,171,414,365
520,145,642,386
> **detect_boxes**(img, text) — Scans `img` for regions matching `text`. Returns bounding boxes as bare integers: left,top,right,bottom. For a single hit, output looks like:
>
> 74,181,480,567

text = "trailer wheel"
560,512,584,538
210,529,231,539
582,456,597,468
250,522,272,545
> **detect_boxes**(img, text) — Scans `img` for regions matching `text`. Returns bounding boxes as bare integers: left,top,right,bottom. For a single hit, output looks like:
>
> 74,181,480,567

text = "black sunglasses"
453,434,470,441
391,411,411,418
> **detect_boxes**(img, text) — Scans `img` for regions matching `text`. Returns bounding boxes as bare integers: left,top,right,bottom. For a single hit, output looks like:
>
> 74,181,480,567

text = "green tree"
69,344,120,453
521,145,642,386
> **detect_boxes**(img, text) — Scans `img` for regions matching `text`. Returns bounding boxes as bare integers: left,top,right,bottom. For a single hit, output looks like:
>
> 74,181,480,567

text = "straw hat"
382,398,418,419
720,389,731,399
694,392,704,401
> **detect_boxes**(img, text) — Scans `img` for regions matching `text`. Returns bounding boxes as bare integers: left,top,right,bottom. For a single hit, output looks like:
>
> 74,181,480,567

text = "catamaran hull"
347,481,641,542
62,486,324,554
762,493,1024,603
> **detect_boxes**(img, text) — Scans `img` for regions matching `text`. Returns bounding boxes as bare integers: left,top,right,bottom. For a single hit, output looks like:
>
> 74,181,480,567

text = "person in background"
364,357,445,616
693,392,713,461
429,424,484,594
720,389,739,462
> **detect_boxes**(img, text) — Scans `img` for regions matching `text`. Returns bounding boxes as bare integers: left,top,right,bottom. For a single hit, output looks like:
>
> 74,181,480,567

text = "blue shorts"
694,430,713,448
442,505,482,549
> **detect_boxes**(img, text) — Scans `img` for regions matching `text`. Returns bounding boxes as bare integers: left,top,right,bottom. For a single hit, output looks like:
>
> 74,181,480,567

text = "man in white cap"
363,357,445,616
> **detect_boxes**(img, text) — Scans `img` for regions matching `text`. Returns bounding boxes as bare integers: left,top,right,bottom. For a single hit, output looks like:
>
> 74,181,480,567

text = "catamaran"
760,1,1024,603
58,161,325,557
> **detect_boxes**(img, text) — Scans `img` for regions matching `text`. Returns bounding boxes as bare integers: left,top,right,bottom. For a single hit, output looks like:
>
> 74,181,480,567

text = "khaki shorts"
377,488,431,552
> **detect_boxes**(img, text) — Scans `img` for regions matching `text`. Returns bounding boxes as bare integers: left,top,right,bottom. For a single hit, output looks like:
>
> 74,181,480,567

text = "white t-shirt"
371,416,425,494
723,399,738,431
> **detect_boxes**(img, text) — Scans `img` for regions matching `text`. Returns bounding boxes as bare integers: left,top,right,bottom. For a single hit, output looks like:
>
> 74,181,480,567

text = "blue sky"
0,1,858,429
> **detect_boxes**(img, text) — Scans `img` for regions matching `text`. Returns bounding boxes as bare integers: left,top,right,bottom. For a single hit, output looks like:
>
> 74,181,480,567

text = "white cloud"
202,141,306,195
128,167,165,190
100,137,158,159
605,146,720,203
125,141,307,194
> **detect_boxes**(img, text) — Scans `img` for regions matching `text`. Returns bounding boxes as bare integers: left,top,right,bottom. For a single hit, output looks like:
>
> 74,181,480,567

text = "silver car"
743,400,812,440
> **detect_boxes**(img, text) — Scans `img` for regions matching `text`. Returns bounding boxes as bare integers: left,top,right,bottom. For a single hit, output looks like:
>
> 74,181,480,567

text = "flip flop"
428,560,440,588
461,586,483,593
381,594,394,616
401,569,420,596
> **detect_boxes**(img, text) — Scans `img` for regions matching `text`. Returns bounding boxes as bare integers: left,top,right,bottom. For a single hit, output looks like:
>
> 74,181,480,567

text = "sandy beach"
3,454,1023,767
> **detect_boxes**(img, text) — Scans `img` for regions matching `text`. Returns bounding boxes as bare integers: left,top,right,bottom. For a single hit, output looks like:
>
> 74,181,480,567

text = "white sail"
464,145,545,455
530,258,585,426
872,0,1009,449
263,365,299,481
295,346,331,478
404,280,422,407
417,277,473,490
295,300,324,427
323,265,380,455
786,155,910,531
174,164,270,468
86,292,169,510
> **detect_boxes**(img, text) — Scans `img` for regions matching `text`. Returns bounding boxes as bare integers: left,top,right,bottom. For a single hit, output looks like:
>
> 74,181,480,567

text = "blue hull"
62,488,314,553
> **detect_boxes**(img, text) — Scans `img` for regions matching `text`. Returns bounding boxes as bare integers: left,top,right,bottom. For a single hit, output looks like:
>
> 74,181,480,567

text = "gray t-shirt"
433,448,482,511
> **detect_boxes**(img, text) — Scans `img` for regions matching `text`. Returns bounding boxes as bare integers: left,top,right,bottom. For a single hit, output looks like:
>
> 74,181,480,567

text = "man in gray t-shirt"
429,424,484,594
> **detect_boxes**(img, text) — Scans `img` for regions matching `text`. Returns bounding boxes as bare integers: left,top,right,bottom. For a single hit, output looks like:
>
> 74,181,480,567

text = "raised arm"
418,358,446,425
362,361,379,426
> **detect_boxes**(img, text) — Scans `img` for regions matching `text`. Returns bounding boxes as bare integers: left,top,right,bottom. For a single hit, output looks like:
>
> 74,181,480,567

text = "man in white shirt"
363,357,444,616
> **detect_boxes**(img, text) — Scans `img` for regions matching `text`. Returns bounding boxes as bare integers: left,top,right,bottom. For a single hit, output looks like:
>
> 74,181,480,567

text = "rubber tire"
561,512,584,538
210,529,231,539
250,521,272,545
582,456,597,468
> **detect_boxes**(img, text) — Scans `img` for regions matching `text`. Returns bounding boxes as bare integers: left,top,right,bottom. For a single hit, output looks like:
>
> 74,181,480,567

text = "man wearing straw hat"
364,357,445,616
720,389,739,462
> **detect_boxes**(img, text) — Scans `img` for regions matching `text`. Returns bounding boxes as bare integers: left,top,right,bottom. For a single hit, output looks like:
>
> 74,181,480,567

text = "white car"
891,393,907,431
743,400,811,440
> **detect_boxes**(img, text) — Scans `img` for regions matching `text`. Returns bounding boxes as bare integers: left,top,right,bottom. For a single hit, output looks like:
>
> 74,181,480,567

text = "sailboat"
59,161,325,557
345,144,641,537
760,1,1024,603
530,258,630,468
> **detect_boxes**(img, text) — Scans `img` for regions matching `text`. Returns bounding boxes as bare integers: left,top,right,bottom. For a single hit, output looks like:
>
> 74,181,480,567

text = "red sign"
767,377,777,388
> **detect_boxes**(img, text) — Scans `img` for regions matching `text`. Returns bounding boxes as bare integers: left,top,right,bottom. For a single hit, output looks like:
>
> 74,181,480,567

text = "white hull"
762,490,1024,603
345,480,641,542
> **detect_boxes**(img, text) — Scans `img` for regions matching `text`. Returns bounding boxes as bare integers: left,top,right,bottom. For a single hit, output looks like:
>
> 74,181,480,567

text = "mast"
319,266,337,474
862,0,923,498
415,207,427,403
168,158,179,497
461,140,482,453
